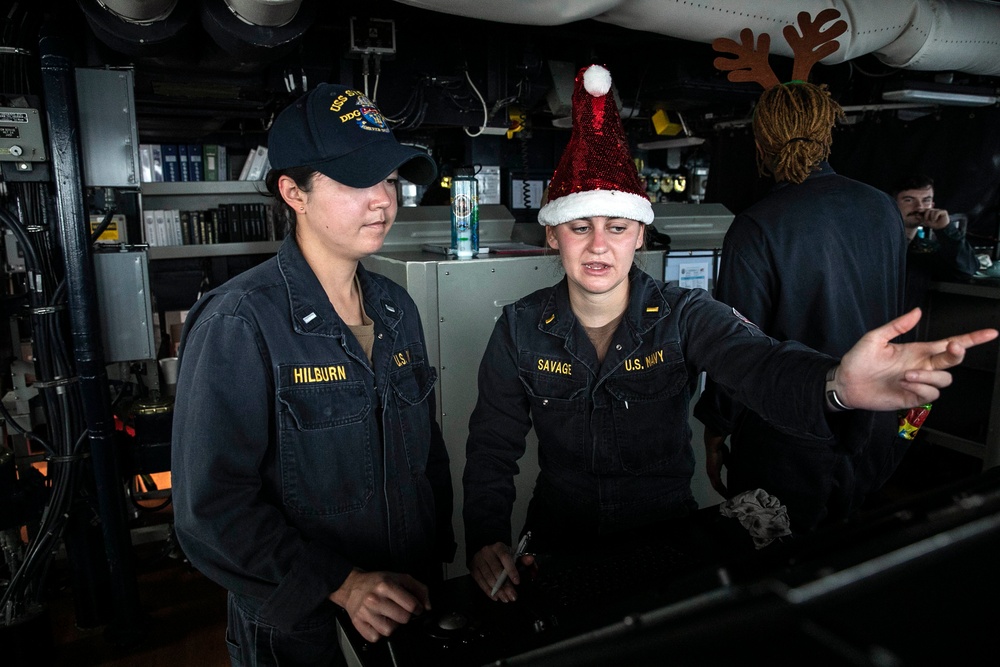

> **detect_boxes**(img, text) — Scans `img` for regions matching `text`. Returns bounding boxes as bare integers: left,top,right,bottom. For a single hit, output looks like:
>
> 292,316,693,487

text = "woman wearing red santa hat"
461,64,997,603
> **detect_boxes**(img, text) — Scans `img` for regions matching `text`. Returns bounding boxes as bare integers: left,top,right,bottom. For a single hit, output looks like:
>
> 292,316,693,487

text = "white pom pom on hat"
537,64,653,227
583,65,612,97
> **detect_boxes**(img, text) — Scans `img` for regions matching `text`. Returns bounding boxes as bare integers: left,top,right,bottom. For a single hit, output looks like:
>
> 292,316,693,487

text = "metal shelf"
141,181,276,251
147,241,281,260
141,181,267,196
140,180,272,213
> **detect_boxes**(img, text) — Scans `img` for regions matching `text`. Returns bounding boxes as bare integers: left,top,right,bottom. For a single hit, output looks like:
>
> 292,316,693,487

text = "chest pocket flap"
607,342,687,403
389,358,436,405
517,349,586,401
279,381,369,429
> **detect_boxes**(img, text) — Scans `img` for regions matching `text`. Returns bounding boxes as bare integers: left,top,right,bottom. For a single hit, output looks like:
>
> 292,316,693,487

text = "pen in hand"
490,531,531,599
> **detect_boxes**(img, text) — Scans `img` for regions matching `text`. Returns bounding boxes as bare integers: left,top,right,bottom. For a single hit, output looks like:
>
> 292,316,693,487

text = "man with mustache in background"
892,174,979,317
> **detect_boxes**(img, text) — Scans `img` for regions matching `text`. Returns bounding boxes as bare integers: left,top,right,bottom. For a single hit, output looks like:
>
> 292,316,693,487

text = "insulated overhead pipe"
38,25,144,645
392,0,1000,77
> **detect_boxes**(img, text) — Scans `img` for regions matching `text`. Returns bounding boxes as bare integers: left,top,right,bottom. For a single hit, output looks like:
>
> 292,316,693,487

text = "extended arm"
688,293,996,439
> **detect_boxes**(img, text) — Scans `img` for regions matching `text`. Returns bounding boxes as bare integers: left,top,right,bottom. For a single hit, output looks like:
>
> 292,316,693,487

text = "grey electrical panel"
75,67,141,188
94,250,156,362
0,106,47,163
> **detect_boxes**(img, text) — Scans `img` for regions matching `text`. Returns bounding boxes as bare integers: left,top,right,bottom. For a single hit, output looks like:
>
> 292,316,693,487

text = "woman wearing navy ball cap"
171,83,455,665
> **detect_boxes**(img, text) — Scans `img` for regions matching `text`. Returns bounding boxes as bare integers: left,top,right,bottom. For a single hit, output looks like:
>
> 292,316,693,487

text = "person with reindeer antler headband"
462,60,995,604
694,10,917,533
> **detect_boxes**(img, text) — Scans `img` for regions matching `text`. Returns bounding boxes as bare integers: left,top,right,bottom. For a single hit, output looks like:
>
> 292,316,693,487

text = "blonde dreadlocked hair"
752,82,844,184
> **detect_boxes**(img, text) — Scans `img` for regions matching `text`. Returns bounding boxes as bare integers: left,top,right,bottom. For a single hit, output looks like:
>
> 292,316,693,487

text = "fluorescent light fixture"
882,81,997,107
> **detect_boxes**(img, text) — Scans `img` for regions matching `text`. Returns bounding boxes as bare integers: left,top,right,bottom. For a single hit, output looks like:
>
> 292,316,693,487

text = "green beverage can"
450,173,478,259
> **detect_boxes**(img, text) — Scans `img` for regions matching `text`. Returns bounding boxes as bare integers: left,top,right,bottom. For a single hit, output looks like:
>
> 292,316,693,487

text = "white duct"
392,0,619,24
392,0,1000,77
874,0,1000,73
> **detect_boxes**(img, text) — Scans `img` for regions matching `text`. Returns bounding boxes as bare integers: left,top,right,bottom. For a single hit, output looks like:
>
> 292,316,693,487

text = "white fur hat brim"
537,188,654,226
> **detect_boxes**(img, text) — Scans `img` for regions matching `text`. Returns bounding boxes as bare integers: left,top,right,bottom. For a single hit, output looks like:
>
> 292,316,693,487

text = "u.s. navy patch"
624,348,666,372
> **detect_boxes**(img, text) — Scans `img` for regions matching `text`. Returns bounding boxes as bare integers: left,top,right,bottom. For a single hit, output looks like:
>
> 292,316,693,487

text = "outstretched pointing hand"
834,308,998,412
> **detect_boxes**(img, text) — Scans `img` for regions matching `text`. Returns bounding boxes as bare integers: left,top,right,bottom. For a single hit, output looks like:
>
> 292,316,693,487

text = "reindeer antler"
783,9,848,82
712,28,780,90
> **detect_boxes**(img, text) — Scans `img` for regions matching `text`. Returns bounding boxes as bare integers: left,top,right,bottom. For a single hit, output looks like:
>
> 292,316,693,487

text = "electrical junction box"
94,250,156,363
349,17,396,55
0,106,46,163
75,67,141,188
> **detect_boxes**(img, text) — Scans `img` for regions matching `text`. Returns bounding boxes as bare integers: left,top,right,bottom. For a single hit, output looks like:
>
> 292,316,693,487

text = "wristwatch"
825,366,851,412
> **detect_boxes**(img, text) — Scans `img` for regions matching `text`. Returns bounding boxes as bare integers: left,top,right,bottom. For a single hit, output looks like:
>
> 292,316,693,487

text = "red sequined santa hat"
537,64,653,227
